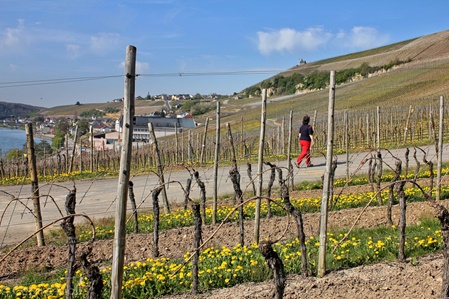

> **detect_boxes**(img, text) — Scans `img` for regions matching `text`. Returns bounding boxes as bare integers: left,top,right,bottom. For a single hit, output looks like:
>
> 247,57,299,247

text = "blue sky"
1,0,448,108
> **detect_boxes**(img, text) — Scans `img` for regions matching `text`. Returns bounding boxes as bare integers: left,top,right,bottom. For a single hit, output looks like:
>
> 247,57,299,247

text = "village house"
116,115,196,141
89,114,197,151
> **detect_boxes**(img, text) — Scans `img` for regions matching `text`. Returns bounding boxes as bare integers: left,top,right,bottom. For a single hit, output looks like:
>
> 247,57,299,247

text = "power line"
0,75,124,88
138,70,283,77
1,64,447,89
0,70,284,89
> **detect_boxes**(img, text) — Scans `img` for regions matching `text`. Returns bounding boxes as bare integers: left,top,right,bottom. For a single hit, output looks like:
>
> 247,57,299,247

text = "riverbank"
35,133,54,141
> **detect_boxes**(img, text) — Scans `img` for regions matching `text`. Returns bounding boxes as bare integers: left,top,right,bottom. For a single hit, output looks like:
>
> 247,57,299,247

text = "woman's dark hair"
302,115,310,125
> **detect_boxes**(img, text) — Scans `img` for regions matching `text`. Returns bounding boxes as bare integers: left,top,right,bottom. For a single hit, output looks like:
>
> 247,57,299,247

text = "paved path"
1,143,447,246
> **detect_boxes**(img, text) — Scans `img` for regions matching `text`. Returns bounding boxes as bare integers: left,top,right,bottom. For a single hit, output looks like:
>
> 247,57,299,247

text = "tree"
32,114,45,124
35,140,53,157
76,120,90,137
80,109,105,118
52,133,66,150
4,148,25,161
54,117,70,136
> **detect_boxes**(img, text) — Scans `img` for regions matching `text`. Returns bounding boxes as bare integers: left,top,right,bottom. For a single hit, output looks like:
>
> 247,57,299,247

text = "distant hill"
0,101,44,120
244,29,449,102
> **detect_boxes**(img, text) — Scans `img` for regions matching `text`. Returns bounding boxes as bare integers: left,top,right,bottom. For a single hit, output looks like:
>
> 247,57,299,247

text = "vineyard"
2,104,449,298
2,31,449,298
0,101,448,183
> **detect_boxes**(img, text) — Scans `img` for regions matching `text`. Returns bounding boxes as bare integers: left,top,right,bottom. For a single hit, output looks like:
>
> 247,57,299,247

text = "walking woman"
296,115,314,167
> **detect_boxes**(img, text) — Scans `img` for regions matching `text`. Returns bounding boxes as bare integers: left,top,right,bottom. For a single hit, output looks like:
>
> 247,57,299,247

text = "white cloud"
257,27,333,55
136,61,150,73
1,24,123,58
256,26,390,55
90,33,120,54
339,26,390,49
66,44,81,59
0,19,29,51
118,60,150,74
8,63,18,71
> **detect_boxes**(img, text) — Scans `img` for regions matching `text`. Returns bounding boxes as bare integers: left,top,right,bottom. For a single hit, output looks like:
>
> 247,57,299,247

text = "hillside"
242,29,449,105
38,99,166,119
208,29,449,135
5,29,449,123
271,29,449,82
0,101,44,120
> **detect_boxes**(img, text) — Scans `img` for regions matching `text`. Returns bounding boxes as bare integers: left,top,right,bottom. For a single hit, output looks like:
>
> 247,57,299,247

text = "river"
0,126,42,157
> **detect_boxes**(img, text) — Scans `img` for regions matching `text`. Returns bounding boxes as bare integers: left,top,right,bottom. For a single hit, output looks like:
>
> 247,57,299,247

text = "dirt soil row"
1,187,448,298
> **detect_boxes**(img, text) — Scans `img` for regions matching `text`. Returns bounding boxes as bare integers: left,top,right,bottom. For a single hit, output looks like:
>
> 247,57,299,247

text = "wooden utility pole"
317,70,336,277
148,122,170,213
110,45,136,299
437,96,444,201
25,123,45,247
212,101,220,224
254,89,267,244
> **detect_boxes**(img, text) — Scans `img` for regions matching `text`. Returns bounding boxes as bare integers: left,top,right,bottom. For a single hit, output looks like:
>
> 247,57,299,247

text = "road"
0,143,447,247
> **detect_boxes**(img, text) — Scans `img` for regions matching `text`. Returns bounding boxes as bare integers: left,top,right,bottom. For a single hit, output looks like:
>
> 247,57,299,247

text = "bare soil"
1,187,448,299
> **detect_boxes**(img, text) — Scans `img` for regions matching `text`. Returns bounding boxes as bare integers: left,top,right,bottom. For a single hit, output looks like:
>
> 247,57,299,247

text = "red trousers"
296,140,311,166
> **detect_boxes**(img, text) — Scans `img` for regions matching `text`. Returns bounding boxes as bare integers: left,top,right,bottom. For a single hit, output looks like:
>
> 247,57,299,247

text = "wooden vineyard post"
366,114,370,148
287,110,294,190
65,134,69,173
148,122,170,213
25,123,45,247
254,89,267,244
318,70,336,277
69,125,78,173
212,101,220,225
200,117,209,164
181,130,184,163
175,123,179,163
437,96,444,201
110,45,136,299
344,110,349,183
403,105,413,144
188,130,192,163
241,116,244,158
90,125,94,172
376,106,380,149
397,181,407,261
